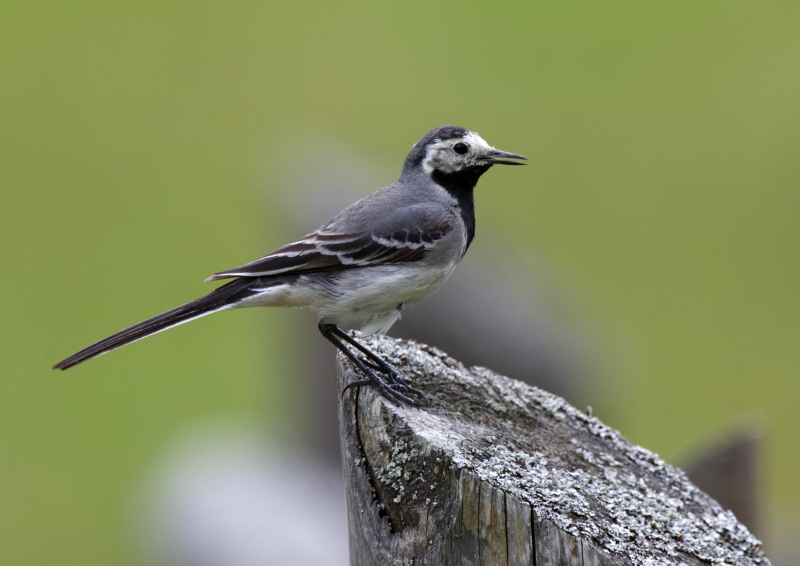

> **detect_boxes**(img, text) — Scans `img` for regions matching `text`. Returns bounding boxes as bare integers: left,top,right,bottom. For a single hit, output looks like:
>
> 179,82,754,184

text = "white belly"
316,263,457,330
233,262,457,334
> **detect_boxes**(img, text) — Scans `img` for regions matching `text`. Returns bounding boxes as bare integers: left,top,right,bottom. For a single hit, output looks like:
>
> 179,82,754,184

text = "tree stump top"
338,333,768,566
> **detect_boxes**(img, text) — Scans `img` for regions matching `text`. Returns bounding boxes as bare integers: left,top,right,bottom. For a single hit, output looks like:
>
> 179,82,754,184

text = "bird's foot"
363,358,416,388
319,323,426,407
342,375,422,407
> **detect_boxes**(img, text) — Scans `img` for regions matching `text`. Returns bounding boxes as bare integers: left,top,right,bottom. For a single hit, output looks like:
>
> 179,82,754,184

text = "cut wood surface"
336,333,770,566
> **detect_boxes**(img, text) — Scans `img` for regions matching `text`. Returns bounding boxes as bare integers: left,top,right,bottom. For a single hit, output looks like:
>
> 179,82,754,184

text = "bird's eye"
453,142,469,155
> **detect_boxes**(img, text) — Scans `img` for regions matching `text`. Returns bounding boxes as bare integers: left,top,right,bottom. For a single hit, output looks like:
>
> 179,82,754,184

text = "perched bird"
53,126,526,406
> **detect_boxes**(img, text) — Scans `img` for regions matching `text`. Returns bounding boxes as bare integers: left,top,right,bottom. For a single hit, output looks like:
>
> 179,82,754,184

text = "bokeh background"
2,2,799,564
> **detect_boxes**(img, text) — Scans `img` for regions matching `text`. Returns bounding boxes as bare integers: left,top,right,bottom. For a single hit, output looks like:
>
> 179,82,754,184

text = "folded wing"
206,224,452,281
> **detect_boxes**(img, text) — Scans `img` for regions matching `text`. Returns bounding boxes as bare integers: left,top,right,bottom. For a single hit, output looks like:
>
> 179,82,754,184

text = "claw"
342,376,417,406
341,378,370,399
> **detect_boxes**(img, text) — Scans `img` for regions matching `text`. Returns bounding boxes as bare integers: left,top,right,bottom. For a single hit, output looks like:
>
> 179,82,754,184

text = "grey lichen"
347,333,768,566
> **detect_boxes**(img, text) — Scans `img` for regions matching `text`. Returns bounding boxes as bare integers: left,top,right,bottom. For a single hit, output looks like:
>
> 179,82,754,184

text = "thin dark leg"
326,325,424,398
327,326,412,386
318,323,425,406
319,324,416,406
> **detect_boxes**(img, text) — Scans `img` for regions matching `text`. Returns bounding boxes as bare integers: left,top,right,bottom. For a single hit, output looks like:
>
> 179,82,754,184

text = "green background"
2,2,798,564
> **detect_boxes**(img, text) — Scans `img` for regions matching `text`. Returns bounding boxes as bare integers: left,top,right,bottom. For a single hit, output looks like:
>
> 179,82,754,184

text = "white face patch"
421,131,494,175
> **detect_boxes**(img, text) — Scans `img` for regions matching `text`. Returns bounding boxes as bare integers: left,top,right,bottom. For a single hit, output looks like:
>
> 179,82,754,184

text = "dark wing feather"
207,222,453,282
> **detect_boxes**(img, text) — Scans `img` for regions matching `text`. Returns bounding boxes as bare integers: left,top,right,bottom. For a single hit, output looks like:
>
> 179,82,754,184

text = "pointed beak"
481,148,527,165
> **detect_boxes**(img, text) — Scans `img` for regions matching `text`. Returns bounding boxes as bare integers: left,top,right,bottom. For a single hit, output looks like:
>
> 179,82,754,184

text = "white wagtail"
54,126,526,405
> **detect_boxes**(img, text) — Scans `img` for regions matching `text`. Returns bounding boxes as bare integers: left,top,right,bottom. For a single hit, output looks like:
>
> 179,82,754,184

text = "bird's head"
403,126,526,180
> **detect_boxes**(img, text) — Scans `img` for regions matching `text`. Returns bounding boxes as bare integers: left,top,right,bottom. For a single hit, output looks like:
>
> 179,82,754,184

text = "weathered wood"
337,333,770,566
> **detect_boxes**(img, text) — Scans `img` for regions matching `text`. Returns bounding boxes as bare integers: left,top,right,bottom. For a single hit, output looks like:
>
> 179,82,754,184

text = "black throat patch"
431,165,490,252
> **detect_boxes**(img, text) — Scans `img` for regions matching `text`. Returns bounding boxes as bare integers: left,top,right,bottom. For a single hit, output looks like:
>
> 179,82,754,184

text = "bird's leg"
318,323,415,406
318,323,425,406
345,343,411,386
326,325,424,398
359,359,414,387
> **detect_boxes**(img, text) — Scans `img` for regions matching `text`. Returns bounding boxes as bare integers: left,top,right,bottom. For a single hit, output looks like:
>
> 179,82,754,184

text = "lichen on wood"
337,333,769,566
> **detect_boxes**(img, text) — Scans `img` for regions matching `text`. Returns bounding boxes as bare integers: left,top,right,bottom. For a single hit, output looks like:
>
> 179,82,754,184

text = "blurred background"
2,2,799,564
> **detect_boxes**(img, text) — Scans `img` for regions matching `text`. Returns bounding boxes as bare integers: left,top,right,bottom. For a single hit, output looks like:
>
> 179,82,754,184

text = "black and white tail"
53,278,257,370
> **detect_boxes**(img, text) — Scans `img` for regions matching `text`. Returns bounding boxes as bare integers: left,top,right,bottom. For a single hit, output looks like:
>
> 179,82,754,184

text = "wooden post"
337,334,770,566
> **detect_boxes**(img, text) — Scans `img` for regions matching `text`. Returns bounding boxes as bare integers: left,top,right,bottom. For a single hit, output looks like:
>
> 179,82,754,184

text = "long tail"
53,278,257,370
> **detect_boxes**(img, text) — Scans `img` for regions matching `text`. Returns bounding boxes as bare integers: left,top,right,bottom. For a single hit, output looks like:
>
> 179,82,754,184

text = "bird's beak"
481,148,527,165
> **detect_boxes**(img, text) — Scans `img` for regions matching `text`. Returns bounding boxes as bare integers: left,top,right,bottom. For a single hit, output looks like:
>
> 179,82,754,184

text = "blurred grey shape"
131,420,348,566
681,419,765,537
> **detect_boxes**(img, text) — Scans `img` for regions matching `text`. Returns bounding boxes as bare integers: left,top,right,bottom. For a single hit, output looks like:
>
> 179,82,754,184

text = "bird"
53,126,526,406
